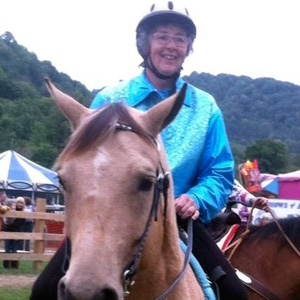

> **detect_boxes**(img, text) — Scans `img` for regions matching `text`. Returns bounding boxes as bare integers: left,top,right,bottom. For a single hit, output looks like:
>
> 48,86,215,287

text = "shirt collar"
127,71,190,107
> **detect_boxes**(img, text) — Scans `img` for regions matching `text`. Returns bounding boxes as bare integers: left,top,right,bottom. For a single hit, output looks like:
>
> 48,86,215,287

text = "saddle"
205,207,241,243
178,205,242,246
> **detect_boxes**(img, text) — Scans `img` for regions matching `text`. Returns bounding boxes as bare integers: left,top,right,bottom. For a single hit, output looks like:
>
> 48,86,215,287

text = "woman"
31,2,246,299
3,197,26,268
23,196,35,251
92,4,245,298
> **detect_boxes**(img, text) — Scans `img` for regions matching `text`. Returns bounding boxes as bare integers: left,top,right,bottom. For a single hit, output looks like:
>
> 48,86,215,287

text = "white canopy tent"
0,150,60,202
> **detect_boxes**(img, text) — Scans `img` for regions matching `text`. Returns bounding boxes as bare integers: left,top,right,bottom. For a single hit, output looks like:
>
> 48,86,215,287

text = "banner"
235,199,300,226
252,199,300,225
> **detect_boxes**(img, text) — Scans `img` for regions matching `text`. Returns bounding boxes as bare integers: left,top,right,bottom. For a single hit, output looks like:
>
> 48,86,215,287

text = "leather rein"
115,123,193,299
224,205,300,300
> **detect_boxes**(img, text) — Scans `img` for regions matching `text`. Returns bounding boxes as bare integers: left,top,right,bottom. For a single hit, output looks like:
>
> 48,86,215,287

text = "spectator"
238,206,250,223
2,197,26,268
0,191,7,205
260,214,271,226
229,179,269,211
23,196,35,251
0,191,8,232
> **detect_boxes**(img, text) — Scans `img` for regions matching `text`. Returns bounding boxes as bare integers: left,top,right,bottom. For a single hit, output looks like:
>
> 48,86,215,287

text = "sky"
1,0,300,91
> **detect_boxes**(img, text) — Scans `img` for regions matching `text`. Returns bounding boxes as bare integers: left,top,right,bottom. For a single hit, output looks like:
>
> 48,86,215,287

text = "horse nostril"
98,287,119,300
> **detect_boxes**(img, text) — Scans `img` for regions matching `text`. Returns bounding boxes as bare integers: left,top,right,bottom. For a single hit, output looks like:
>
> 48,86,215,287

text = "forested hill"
0,32,94,167
0,31,299,170
183,72,300,154
0,32,93,105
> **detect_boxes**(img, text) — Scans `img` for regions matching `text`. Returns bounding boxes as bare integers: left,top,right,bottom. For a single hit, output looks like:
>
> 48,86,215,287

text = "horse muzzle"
58,274,122,300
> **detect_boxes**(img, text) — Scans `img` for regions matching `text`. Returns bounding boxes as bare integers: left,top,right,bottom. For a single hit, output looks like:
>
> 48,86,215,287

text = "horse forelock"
55,102,153,166
248,217,300,250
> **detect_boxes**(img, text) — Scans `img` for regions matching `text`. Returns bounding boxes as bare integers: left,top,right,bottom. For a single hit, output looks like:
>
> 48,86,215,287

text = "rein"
224,204,300,300
116,123,193,299
224,205,300,259
268,208,300,258
122,169,170,296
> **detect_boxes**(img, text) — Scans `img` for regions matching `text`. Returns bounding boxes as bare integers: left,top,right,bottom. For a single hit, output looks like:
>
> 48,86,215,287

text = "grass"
0,260,46,275
0,286,32,300
0,257,47,300
0,240,56,299
0,261,45,300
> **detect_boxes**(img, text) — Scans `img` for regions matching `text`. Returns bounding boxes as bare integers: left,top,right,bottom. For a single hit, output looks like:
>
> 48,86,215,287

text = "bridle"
122,165,170,297
115,123,193,299
62,122,193,299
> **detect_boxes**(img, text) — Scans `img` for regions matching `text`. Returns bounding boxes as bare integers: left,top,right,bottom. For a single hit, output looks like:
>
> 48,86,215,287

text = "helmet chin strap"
146,57,181,81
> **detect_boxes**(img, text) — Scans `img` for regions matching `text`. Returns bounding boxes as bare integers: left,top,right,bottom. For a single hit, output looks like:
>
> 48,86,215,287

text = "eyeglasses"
151,32,189,48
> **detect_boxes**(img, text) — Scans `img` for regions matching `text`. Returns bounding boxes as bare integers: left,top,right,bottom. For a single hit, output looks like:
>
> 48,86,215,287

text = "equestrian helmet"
136,1,196,62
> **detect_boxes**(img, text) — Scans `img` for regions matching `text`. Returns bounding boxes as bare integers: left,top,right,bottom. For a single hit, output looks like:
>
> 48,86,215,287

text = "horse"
227,216,300,300
44,79,205,300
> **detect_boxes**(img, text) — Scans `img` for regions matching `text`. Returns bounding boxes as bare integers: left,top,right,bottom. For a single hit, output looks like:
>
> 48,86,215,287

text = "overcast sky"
1,0,300,90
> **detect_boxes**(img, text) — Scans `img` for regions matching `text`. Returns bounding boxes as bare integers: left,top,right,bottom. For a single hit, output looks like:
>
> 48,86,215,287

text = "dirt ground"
0,274,38,287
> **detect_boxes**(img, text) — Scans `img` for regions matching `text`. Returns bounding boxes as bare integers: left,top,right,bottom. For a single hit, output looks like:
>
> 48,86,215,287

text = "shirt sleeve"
187,108,234,223
229,179,256,207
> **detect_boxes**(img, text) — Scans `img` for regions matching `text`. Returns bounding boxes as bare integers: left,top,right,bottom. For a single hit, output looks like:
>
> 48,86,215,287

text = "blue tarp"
261,177,279,195
0,150,59,192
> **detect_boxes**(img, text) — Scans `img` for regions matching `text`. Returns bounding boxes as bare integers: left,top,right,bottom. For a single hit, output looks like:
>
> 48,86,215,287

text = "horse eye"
138,178,154,192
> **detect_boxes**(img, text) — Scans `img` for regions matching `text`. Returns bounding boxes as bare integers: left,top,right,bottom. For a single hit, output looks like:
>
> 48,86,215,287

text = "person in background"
31,2,246,299
238,205,250,223
0,191,7,206
23,196,35,251
260,214,271,226
0,191,9,232
229,179,269,210
2,197,26,268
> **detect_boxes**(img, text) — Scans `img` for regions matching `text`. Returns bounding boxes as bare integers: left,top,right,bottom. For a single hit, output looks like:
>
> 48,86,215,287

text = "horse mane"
56,102,152,165
247,217,300,250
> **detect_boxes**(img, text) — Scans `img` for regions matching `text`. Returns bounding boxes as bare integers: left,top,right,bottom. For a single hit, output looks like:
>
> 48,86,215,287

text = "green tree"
245,139,289,174
30,143,58,168
290,154,300,170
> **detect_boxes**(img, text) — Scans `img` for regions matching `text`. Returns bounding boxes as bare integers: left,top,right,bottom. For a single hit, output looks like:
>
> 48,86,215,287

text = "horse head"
45,79,202,300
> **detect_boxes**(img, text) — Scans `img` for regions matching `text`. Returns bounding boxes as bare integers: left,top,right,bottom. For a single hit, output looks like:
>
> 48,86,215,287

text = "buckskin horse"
227,215,300,300
42,79,204,300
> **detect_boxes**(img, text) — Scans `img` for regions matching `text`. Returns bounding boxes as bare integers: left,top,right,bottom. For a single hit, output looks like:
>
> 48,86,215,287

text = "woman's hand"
253,197,269,211
175,194,199,220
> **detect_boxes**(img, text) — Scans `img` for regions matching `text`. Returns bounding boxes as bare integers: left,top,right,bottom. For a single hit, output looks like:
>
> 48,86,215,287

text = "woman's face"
149,24,189,77
16,201,24,210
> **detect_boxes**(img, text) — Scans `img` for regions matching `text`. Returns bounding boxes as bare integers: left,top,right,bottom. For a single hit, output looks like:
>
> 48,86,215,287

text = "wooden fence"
0,198,65,270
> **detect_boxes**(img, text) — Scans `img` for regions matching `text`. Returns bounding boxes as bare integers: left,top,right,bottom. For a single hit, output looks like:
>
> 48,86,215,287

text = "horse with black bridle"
32,79,205,300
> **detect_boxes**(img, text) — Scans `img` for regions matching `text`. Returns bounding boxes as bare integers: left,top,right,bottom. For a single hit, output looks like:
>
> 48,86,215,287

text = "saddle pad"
216,224,240,251
179,239,216,300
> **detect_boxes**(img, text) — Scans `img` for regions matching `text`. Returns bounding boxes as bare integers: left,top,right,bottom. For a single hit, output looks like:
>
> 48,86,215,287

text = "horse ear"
45,78,90,130
145,83,187,136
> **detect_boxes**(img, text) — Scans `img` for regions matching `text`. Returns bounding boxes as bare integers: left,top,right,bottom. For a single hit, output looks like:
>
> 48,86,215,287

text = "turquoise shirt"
91,71,234,222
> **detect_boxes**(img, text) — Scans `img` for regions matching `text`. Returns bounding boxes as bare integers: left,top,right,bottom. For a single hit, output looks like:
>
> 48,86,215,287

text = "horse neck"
231,226,300,300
